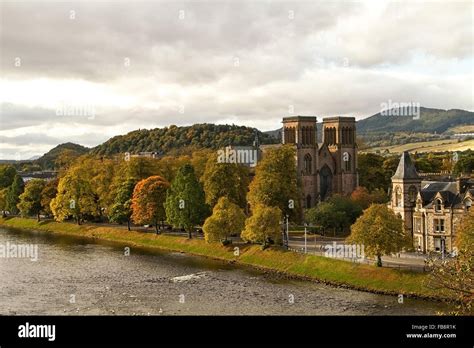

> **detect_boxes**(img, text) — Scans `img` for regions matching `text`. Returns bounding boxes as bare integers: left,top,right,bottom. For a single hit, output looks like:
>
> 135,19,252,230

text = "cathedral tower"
282,116,318,208
322,117,358,196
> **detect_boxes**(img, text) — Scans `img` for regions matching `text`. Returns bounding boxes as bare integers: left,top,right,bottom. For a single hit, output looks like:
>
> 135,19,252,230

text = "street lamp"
304,222,308,254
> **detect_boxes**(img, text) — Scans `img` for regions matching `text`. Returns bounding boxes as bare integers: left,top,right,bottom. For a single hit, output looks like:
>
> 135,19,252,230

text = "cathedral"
265,116,359,208
389,151,473,254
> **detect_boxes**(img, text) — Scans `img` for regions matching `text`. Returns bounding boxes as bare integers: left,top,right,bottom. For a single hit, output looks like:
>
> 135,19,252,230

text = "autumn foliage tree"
247,145,301,221
164,164,208,239
50,171,98,224
131,176,169,233
241,205,282,248
350,186,388,210
202,196,246,244
348,204,411,266
17,179,46,221
427,211,474,314
202,157,250,209
40,179,58,217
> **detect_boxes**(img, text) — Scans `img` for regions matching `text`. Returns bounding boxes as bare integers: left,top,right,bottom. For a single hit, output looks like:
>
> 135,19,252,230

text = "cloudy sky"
0,0,472,159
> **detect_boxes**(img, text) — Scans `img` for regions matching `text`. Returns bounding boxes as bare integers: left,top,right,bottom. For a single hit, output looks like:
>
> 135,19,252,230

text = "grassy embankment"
0,217,448,301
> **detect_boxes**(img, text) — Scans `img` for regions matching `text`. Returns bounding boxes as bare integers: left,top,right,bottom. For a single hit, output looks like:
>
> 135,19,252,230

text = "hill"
357,107,473,134
91,123,277,156
35,142,90,169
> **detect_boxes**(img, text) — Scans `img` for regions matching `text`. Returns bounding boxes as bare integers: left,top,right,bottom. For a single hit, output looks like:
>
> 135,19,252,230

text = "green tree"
109,179,136,230
0,165,17,188
165,164,209,239
247,145,301,221
131,175,169,233
202,156,249,209
306,195,362,235
241,205,282,247
202,196,246,244
17,179,46,221
358,153,392,192
6,174,24,215
348,204,410,266
0,188,8,217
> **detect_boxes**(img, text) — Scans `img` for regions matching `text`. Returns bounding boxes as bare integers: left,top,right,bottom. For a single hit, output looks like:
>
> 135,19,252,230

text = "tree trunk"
77,216,81,225
155,221,159,234
376,254,382,267
127,219,131,231
188,229,192,239
37,213,40,222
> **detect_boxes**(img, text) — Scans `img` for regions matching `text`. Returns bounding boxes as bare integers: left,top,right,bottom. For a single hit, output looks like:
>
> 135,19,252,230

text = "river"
0,227,452,315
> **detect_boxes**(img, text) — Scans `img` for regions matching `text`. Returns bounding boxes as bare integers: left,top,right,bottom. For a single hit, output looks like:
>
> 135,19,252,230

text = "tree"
202,196,246,244
241,205,282,247
202,156,249,209
109,179,136,230
427,211,474,314
247,145,301,221
350,187,388,210
0,165,17,188
50,171,99,224
305,202,347,236
40,179,58,217
6,174,24,215
358,153,400,192
17,179,46,221
348,204,410,266
165,164,208,239
54,148,81,171
306,195,362,235
131,175,169,233
0,188,8,217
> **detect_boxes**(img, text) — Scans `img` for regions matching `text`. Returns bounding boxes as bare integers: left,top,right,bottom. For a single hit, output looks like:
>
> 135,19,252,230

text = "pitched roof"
392,151,420,180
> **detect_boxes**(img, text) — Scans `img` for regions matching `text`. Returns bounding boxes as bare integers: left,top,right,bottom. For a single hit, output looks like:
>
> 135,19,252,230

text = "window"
435,199,442,212
306,195,312,208
304,154,312,174
395,187,402,207
434,219,445,233
408,186,417,204
414,217,422,233
344,153,351,172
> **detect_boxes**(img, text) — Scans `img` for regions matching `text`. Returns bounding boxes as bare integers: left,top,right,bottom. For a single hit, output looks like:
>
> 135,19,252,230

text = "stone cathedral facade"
280,116,358,208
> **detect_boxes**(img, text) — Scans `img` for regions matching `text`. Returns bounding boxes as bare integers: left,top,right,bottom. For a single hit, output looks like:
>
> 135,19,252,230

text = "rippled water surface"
0,227,452,315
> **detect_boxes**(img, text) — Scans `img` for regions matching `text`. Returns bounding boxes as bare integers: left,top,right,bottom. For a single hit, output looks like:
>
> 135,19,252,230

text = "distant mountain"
35,142,90,170
91,123,278,156
264,108,473,146
357,107,473,134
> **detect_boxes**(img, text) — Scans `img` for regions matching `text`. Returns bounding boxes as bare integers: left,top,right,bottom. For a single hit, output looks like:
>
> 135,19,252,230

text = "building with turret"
389,151,473,254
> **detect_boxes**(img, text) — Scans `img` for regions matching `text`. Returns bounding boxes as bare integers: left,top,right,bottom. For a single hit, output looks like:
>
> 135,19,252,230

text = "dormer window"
435,199,442,212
